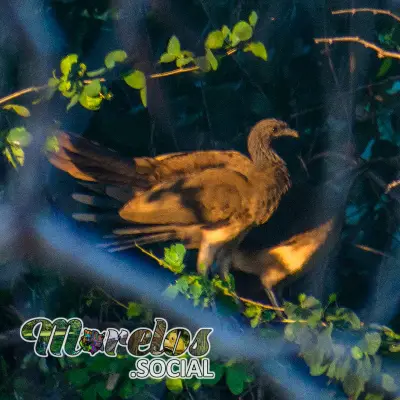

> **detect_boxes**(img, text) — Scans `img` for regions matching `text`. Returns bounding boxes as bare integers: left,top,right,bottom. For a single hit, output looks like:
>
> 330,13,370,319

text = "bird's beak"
282,128,299,138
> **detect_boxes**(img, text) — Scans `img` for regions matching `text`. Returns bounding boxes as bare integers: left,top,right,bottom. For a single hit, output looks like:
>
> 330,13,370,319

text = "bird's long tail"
48,132,153,188
47,132,185,249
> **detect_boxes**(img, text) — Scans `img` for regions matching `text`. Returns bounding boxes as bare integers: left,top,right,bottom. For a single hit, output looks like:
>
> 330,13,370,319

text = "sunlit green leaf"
104,50,127,69
165,378,183,393
351,346,364,360
249,11,258,27
79,93,102,110
221,25,230,39
66,94,80,111
7,127,32,147
3,146,24,168
167,36,181,56
127,302,143,319
205,30,224,49
124,70,146,90
86,67,107,77
243,41,268,61
176,56,193,67
232,21,253,42
84,79,102,97
160,53,176,63
140,86,147,107
2,104,31,117
60,54,78,76
44,136,59,153
205,48,218,71
47,77,59,88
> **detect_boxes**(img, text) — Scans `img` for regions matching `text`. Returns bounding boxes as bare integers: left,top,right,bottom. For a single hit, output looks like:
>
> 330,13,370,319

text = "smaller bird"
47,119,298,279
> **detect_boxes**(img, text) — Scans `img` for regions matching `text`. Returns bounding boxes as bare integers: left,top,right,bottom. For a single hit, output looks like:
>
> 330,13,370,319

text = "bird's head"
248,119,299,167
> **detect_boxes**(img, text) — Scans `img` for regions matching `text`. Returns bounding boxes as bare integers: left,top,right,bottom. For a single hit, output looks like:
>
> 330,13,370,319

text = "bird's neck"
253,148,291,194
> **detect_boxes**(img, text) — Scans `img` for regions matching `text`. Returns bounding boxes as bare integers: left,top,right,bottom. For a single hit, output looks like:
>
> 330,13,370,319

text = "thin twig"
332,8,400,23
0,85,48,105
314,36,400,60
96,286,129,310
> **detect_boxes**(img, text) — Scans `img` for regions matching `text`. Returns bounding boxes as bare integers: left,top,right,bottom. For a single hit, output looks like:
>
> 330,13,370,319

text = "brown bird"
47,119,299,278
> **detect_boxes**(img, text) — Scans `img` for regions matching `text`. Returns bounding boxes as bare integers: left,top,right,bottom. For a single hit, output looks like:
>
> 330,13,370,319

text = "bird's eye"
272,126,278,133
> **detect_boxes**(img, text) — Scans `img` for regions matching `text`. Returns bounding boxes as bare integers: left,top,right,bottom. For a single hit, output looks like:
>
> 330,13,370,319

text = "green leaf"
7,127,32,147
167,36,181,56
79,93,102,110
309,363,329,376
160,53,177,63
232,21,253,42
165,378,183,393
302,296,321,309
249,11,258,27
2,104,31,117
205,48,218,71
176,56,193,68
226,364,246,395
66,94,80,111
201,362,224,385
244,305,260,318
365,394,384,400
363,332,381,355
47,77,59,88
86,68,107,77
127,302,143,319
328,293,337,304
190,280,203,300
60,54,78,76
343,373,365,398
163,284,180,299
82,385,97,400
104,50,127,69
164,243,186,272
140,87,147,108
194,56,211,72
382,374,398,392
44,135,59,153
221,26,231,39
351,346,364,360
118,381,135,399
123,70,146,90
243,42,268,61
66,368,90,386
298,293,307,303
84,80,102,97
377,58,392,78
205,30,224,49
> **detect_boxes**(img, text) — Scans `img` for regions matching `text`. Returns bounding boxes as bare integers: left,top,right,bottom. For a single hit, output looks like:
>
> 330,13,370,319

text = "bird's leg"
216,229,251,280
264,288,284,319
197,242,220,276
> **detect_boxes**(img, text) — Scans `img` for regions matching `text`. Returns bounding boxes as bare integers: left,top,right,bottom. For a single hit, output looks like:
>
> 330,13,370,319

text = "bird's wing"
118,167,259,228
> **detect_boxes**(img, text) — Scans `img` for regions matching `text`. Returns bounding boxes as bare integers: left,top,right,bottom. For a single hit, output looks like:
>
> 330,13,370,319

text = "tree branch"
332,8,400,23
314,36,400,60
